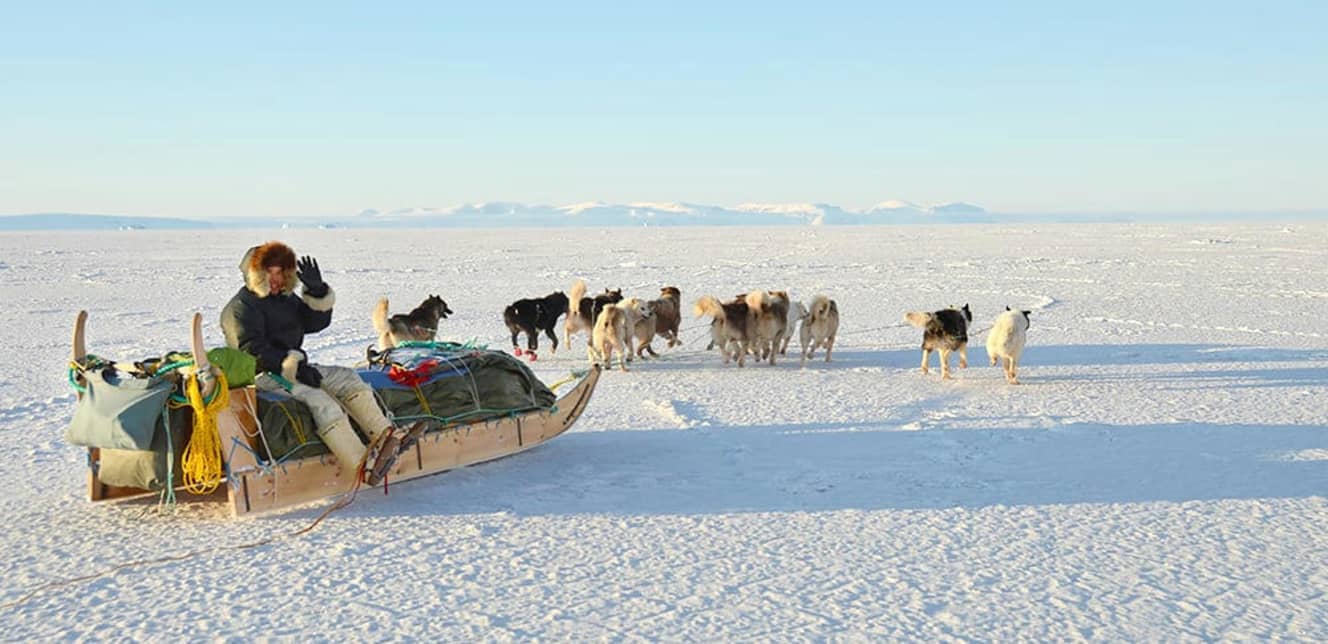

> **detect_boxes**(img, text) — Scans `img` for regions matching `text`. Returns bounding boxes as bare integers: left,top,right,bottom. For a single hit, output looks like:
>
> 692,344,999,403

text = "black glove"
296,255,328,298
296,362,323,388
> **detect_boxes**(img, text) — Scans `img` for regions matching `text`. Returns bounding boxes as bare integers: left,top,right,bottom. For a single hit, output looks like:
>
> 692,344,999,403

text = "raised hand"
296,255,327,296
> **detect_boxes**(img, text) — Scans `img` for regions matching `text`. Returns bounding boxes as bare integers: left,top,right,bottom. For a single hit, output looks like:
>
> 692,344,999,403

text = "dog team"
375,282,1032,384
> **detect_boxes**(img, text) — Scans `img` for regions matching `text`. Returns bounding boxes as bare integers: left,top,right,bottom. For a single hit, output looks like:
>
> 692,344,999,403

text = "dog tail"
373,298,395,349
744,290,768,315
694,295,724,320
904,311,934,329
569,279,587,316
809,295,833,321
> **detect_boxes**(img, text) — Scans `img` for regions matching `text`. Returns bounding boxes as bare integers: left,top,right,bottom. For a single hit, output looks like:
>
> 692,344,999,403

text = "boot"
365,430,401,486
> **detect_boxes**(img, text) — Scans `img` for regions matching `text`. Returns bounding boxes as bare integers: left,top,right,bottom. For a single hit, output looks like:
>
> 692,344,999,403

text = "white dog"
778,299,808,355
986,306,1031,384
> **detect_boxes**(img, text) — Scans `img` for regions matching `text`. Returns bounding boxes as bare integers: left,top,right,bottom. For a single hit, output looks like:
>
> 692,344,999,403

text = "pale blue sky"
2,1,1325,217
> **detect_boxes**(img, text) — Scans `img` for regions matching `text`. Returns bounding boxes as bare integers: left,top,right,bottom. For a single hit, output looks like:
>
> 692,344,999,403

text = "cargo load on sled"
65,311,599,517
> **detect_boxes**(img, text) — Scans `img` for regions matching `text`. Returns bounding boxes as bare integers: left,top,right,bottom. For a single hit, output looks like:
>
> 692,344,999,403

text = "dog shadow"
1009,343,1328,367
314,418,1328,521
537,344,1328,388
771,343,1328,378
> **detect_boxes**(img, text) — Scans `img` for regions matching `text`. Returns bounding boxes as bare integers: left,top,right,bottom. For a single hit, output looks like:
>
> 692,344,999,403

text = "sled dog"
778,299,809,356
633,286,683,359
800,295,839,366
987,306,1031,384
746,290,789,365
590,297,651,371
904,303,972,379
373,295,453,350
565,279,623,348
503,290,570,359
694,295,752,367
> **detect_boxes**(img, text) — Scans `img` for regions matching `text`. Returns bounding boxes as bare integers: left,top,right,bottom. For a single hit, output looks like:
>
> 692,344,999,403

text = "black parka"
219,244,336,374
220,287,333,374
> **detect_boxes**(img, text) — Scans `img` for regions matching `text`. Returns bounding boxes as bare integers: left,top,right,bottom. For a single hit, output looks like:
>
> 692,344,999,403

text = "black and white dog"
905,303,972,379
503,290,570,361
565,279,624,349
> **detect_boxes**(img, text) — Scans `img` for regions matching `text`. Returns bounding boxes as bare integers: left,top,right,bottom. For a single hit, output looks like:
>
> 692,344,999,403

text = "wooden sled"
73,311,601,517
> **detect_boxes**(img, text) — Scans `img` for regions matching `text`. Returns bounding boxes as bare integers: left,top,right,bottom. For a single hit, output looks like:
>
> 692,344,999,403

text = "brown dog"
633,286,682,358
745,290,789,366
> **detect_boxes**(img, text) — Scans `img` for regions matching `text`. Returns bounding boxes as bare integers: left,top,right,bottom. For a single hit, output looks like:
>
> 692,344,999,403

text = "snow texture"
1,224,1326,640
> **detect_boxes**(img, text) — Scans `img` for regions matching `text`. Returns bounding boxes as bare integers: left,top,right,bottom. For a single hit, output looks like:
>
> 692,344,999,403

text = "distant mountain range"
2,201,1324,231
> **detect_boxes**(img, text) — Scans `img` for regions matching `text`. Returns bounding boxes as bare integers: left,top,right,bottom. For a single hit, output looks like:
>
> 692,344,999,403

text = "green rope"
158,405,176,511
268,373,295,392
153,359,196,376
394,339,489,352
68,354,222,405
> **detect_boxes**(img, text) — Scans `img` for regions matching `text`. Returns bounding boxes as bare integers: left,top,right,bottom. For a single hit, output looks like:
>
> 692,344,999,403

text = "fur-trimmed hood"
240,241,299,297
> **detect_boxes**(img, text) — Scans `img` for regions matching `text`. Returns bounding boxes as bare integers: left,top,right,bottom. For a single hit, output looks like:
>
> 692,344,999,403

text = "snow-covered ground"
1,224,1326,640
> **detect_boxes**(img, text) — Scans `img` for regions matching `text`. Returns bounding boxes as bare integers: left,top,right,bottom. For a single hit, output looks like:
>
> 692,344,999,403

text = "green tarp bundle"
253,349,557,463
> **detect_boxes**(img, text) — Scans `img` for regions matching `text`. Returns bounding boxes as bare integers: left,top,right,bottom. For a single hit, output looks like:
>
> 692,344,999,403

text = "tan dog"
800,295,840,366
694,295,751,367
590,297,651,372
745,290,789,366
633,286,682,358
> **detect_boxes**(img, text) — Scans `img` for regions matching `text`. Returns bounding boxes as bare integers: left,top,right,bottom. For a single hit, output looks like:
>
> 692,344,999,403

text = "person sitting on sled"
219,241,423,484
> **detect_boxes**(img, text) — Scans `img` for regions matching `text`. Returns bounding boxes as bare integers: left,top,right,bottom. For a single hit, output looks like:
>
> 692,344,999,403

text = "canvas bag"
96,405,191,490
65,368,175,450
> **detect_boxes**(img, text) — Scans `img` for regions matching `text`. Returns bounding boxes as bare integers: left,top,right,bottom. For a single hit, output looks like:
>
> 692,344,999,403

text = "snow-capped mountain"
0,200,1055,230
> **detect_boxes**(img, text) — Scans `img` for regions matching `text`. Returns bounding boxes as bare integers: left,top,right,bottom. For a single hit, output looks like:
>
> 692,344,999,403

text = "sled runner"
68,311,600,517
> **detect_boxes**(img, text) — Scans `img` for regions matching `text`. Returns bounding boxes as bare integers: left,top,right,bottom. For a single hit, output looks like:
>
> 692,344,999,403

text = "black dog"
503,291,570,359
373,294,453,350
580,289,623,329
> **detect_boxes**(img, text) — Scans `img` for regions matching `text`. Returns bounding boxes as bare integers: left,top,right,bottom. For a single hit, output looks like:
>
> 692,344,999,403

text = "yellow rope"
412,385,433,416
275,400,309,446
181,368,229,495
547,371,581,392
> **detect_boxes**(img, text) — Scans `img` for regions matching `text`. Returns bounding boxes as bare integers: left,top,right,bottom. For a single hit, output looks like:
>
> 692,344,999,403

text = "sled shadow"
337,418,1328,520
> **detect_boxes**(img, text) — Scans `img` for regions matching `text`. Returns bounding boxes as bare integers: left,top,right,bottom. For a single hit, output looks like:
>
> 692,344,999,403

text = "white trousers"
255,365,392,468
